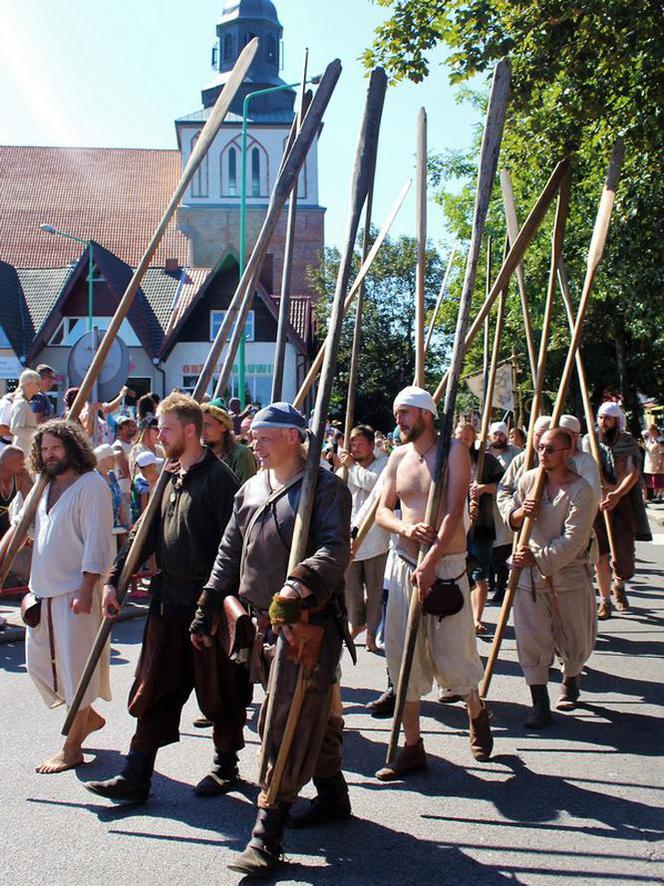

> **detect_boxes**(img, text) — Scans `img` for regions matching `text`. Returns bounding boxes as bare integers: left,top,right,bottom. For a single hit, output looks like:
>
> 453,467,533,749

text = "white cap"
534,415,552,434
559,414,581,433
94,444,115,462
490,421,508,437
393,385,437,416
136,450,163,469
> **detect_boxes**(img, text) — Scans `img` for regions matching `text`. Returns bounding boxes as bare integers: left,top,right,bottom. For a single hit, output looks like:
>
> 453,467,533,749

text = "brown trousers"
344,552,389,634
129,603,251,754
258,615,344,806
594,495,635,580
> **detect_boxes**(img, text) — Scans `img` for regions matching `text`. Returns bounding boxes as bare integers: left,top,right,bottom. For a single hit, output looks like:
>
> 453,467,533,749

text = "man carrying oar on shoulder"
375,386,492,781
192,402,352,877
508,427,597,728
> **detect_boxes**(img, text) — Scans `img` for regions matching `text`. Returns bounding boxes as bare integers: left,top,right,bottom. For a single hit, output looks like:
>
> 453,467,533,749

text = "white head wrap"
559,414,581,434
393,386,437,416
534,415,552,434
489,421,508,437
94,444,116,462
597,401,626,431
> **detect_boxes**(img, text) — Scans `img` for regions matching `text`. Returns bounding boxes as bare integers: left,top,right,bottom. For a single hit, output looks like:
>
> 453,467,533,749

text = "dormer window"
251,147,261,197
266,34,276,64
223,33,234,63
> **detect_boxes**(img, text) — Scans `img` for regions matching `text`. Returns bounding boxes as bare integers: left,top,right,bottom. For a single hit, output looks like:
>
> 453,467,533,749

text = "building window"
223,363,273,407
190,132,208,198
282,135,307,198
210,309,255,343
223,33,234,63
251,147,261,197
225,146,237,196
266,34,276,64
85,264,105,283
244,32,257,47
48,316,141,347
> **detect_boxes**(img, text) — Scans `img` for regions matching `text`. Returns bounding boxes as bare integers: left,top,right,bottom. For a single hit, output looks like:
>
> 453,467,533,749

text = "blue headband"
251,402,307,437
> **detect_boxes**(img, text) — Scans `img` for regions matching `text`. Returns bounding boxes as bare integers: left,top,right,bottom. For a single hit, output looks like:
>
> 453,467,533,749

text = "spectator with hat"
201,398,256,485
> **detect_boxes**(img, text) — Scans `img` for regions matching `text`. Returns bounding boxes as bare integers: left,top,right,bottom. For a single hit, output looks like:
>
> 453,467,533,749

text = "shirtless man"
374,386,491,780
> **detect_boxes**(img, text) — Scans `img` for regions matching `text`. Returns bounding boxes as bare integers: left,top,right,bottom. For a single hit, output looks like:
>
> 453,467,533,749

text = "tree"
364,0,664,432
311,231,453,430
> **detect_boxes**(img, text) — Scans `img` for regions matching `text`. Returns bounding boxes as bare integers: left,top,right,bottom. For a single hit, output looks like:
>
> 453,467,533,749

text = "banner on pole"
465,361,515,412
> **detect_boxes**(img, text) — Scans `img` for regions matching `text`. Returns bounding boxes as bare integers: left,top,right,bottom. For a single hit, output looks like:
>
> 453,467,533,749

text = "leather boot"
228,803,291,876
288,772,351,828
525,685,552,730
556,676,580,711
85,750,156,804
612,580,630,612
375,739,426,781
468,704,493,761
365,687,395,719
194,750,239,796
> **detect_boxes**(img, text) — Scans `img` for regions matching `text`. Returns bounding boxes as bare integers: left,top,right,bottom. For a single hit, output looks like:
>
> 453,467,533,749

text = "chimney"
165,258,179,273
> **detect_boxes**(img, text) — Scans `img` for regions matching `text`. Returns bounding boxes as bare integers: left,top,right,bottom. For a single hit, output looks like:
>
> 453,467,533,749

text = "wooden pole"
292,179,411,410
60,56,343,737
387,57,511,764
482,237,493,408
414,108,427,387
500,169,538,386
480,140,624,698
424,241,457,355
0,38,260,591
558,259,618,563
261,68,388,799
433,158,571,404
271,48,309,402
341,182,376,484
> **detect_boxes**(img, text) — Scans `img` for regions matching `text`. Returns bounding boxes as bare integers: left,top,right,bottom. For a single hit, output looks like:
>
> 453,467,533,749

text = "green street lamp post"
238,75,319,406
40,224,94,333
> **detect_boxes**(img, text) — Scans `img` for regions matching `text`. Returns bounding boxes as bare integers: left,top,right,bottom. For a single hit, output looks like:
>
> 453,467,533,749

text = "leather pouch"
20,592,42,628
422,578,464,619
219,595,255,663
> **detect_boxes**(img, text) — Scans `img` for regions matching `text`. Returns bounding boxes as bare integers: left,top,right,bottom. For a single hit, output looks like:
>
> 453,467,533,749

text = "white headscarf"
489,421,508,437
559,414,581,434
534,415,552,434
598,401,626,431
393,386,437,416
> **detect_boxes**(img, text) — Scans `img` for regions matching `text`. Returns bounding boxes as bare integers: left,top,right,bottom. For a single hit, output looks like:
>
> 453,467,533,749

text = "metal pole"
88,241,94,332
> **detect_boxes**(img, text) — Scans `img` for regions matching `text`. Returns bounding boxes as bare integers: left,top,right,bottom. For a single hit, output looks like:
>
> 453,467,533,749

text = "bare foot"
84,708,106,739
35,749,85,774
366,633,379,653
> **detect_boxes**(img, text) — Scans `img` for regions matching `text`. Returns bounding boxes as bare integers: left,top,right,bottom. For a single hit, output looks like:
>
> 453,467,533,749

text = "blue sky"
0,0,482,252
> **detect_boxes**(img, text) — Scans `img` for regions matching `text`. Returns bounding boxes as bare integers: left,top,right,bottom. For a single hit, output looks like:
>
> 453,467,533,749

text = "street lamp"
237,74,321,406
39,224,94,332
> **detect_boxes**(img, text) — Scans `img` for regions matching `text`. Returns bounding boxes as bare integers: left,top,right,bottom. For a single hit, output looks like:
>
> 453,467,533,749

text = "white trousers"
25,587,111,710
385,551,484,702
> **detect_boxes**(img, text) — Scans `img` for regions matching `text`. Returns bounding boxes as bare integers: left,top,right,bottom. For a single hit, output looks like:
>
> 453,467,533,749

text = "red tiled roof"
0,146,190,268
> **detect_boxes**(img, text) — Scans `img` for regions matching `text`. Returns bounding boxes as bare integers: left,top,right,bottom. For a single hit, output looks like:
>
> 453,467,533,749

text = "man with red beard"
85,392,246,803
590,402,651,618
374,386,491,780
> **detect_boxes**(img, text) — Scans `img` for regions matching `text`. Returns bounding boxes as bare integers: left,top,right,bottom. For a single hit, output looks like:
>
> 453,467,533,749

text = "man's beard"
401,422,423,444
600,425,619,445
492,438,507,450
162,440,184,460
44,456,70,477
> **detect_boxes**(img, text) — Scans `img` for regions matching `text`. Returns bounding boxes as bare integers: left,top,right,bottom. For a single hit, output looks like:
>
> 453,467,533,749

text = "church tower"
174,0,324,300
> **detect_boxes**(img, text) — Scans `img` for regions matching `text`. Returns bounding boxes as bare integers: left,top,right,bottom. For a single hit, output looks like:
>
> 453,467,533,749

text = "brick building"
0,0,323,409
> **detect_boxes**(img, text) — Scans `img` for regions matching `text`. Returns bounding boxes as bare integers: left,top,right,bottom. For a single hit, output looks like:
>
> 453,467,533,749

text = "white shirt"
339,454,390,561
29,471,114,598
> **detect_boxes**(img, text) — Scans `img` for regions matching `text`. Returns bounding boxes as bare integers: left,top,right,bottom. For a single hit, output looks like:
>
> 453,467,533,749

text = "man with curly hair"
21,420,114,773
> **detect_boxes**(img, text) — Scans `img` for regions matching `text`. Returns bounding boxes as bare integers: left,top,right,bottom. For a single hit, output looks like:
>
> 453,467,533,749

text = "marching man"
374,386,492,780
509,427,597,727
192,402,352,877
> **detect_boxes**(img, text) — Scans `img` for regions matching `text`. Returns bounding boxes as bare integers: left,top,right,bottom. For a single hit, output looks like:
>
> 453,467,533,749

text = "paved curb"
0,601,148,646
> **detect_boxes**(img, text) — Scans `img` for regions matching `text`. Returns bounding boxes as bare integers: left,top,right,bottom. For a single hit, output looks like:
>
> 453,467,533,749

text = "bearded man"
201,398,257,485
19,420,114,773
587,402,651,618
375,386,491,780
85,392,247,803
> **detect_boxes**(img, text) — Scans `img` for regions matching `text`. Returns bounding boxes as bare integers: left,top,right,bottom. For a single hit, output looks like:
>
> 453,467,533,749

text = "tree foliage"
311,231,454,430
364,0,664,430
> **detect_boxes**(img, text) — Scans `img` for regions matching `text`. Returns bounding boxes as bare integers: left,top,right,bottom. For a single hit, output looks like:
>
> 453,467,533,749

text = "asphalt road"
1,521,663,886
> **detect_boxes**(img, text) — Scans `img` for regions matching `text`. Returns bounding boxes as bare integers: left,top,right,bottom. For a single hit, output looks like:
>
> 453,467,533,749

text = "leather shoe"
469,705,493,760
556,676,580,711
366,687,395,719
376,739,426,781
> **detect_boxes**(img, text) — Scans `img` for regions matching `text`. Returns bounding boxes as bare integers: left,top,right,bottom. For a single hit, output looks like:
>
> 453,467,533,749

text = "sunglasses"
537,444,568,454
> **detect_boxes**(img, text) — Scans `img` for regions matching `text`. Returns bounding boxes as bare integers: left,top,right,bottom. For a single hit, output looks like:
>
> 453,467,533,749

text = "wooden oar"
423,242,457,355
261,68,388,801
386,57,511,765
557,259,618,563
414,108,427,387
432,157,571,404
271,48,309,402
500,169,538,386
340,180,376,484
292,178,411,410
0,37,259,591
480,140,624,698
61,55,342,737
